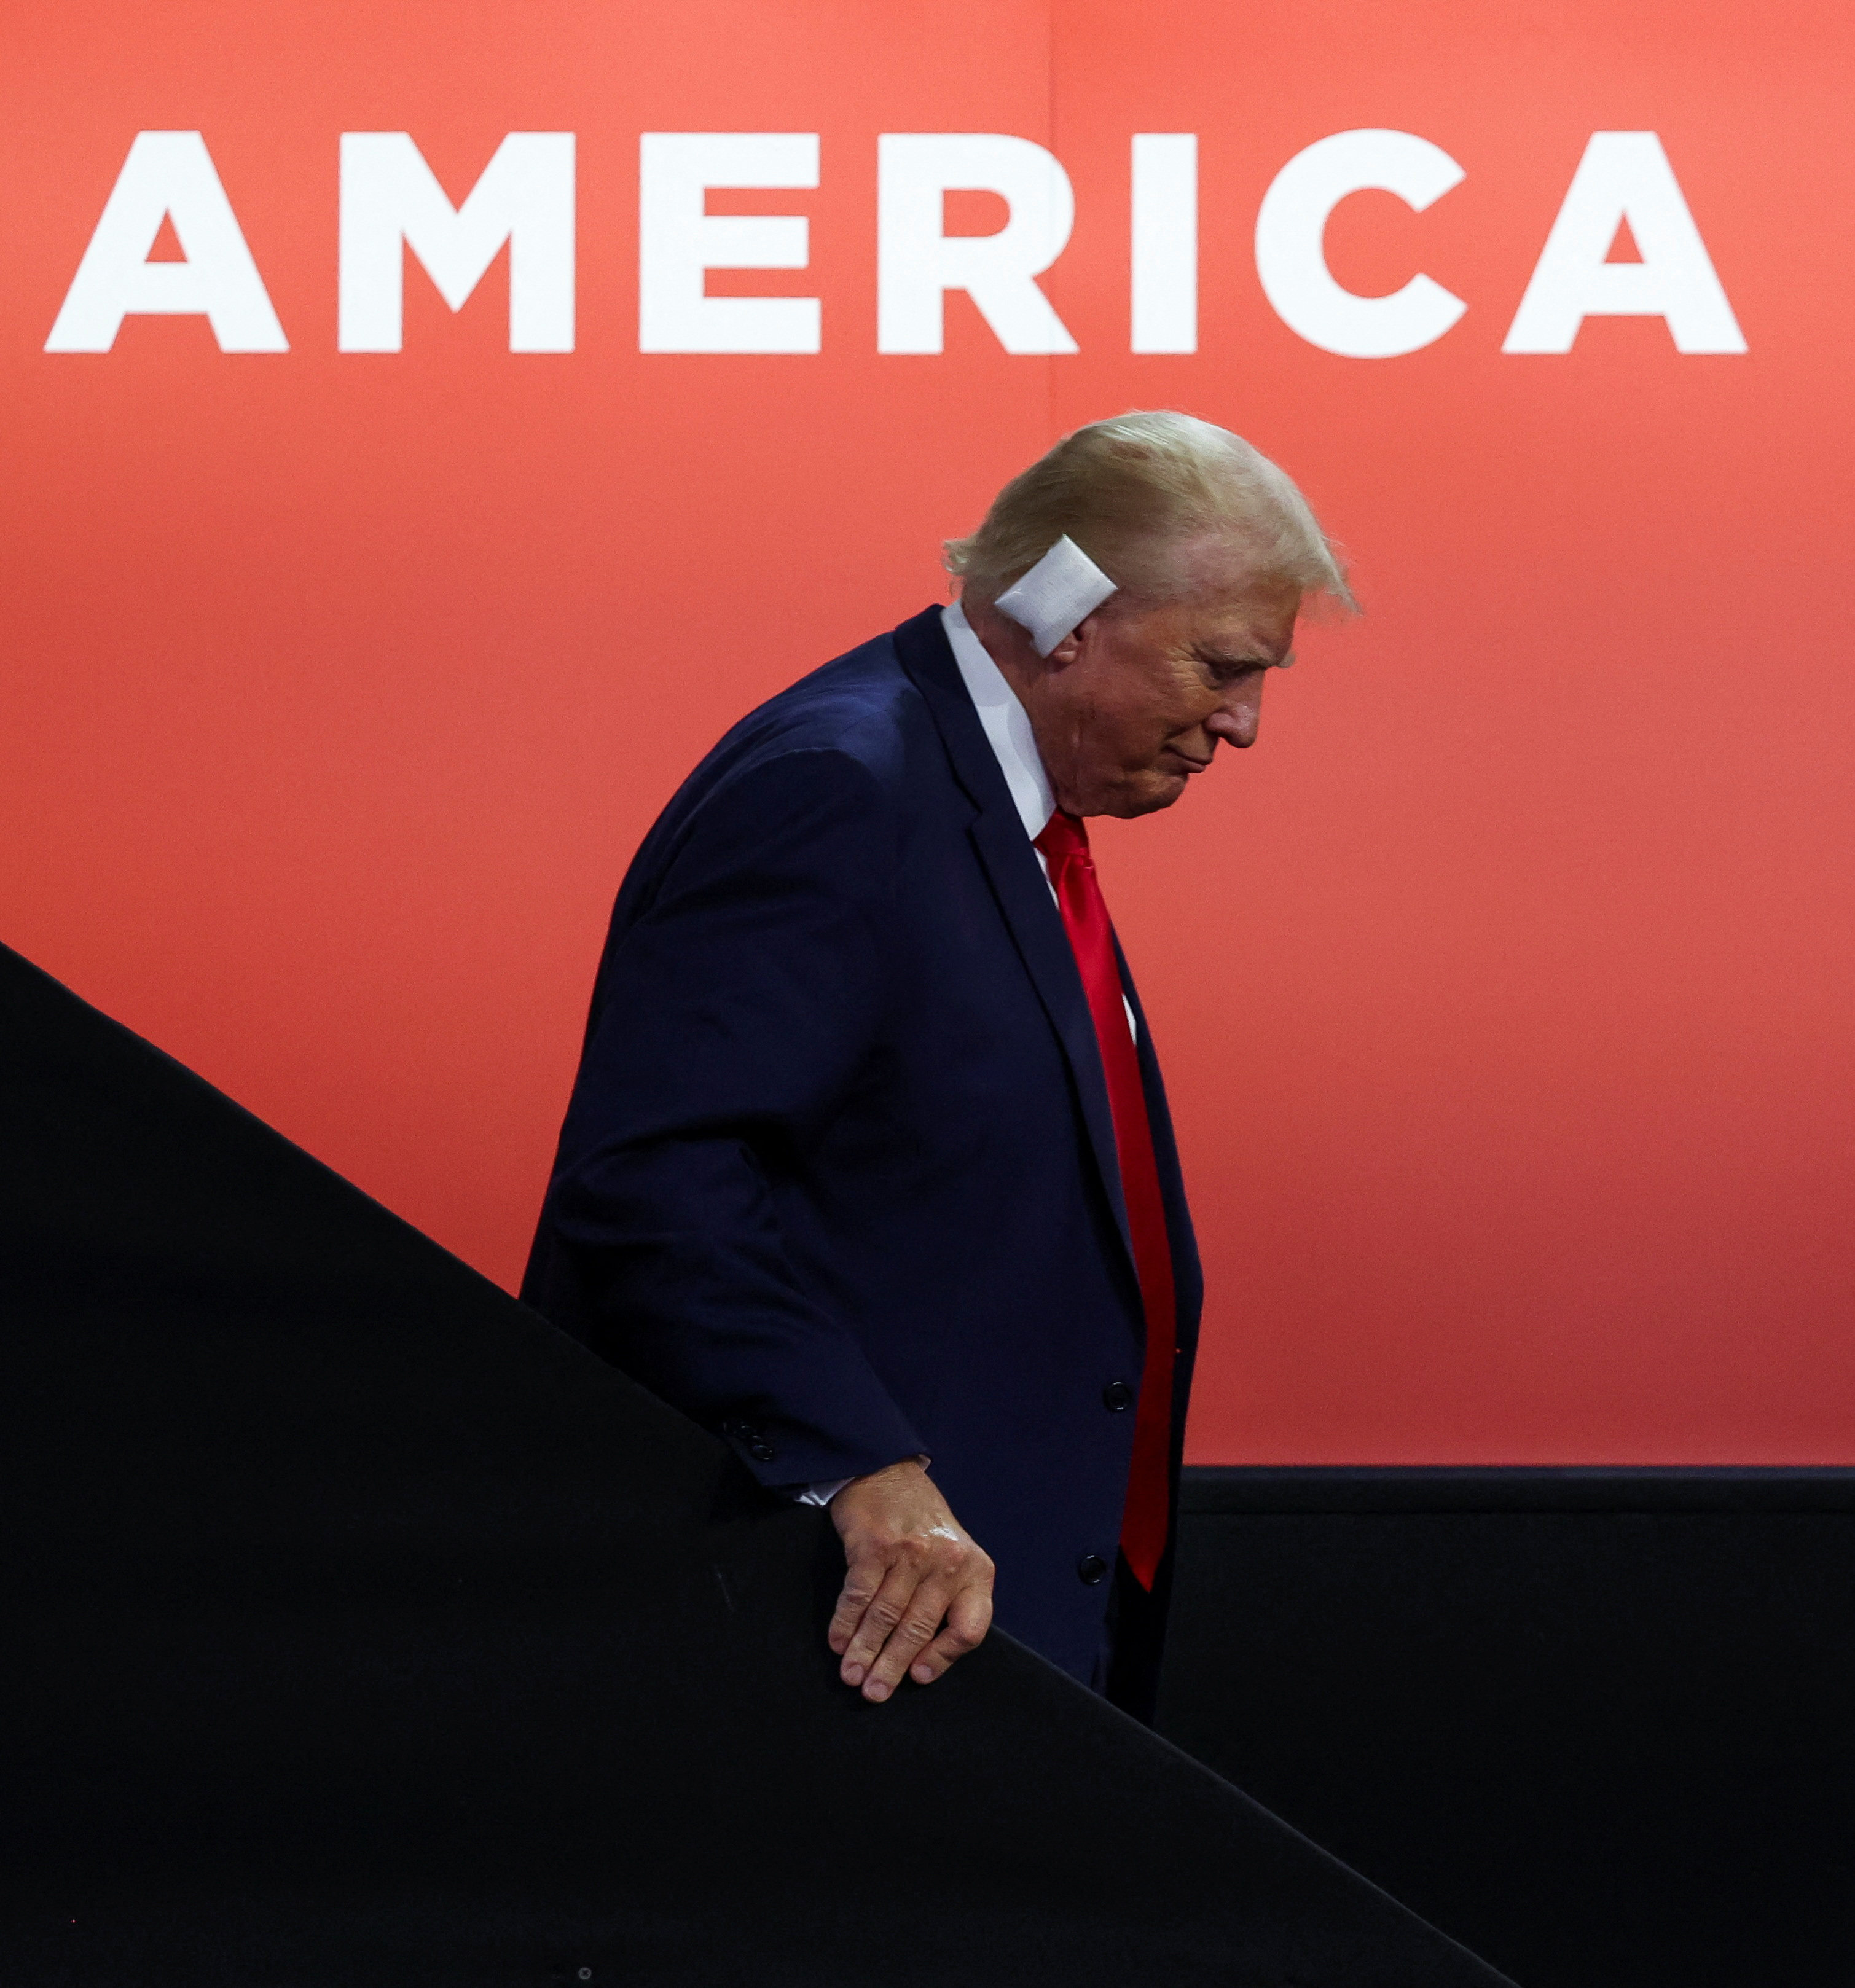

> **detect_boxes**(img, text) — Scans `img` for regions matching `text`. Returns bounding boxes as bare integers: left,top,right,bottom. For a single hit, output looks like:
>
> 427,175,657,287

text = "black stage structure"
1163,1465,1855,1988
0,942,1507,1986
5,937,1849,1984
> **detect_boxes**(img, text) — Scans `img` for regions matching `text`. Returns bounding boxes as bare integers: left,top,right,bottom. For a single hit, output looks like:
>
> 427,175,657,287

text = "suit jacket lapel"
891,606,1137,1277
1118,937,1203,1346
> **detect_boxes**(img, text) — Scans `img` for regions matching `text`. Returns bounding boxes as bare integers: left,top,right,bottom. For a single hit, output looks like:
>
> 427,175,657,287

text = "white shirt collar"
941,600,1055,842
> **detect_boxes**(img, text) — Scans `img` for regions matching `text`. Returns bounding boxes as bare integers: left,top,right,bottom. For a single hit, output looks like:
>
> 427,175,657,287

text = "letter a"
45,132,288,353
1503,133,1744,354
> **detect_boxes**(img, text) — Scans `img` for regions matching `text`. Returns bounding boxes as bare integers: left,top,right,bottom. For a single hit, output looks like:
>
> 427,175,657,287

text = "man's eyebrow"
1197,644,1288,671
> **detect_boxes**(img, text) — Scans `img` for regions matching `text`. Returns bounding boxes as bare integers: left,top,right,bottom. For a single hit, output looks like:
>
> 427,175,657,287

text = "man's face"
1014,554,1301,819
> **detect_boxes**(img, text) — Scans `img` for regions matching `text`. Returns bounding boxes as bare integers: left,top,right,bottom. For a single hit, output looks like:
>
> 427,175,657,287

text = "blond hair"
944,410,1354,612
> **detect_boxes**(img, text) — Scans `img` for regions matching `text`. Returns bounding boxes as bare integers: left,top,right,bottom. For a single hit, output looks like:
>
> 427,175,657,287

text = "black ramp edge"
0,941,1513,1988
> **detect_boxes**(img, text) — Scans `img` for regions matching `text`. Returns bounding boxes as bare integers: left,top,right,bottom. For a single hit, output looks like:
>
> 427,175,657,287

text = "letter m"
339,133,574,352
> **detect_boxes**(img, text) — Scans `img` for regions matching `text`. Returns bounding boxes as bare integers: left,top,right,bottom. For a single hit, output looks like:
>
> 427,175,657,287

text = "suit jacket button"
748,1440,777,1463
1077,1553,1109,1586
1102,1380,1134,1411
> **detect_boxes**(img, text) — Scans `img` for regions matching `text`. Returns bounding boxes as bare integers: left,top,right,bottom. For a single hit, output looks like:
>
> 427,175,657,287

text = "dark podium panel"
0,941,1508,1988
1161,1469,1855,1988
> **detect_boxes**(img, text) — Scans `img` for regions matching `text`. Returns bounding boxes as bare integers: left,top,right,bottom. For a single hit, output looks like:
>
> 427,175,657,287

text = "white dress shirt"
942,600,1057,845
944,599,1139,1041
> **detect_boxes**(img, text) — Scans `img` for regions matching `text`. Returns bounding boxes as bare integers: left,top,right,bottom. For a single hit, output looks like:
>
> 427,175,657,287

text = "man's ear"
1043,616,1094,669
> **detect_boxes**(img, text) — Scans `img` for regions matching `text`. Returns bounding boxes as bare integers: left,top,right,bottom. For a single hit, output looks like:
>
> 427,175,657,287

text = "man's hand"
826,1459,995,1702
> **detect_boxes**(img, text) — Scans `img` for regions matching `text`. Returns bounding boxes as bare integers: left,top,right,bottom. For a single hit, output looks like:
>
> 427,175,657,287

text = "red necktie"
1033,810,1176,1590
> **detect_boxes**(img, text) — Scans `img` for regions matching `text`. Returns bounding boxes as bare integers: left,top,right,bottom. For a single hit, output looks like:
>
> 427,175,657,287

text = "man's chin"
1100,772,1190,820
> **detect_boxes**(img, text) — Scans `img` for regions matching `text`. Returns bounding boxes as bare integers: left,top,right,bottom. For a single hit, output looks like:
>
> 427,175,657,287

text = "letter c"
1255,130,1466,358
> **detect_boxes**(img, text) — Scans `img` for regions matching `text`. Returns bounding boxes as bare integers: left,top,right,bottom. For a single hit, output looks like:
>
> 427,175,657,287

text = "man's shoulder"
698,609,950,796
750,633,917,760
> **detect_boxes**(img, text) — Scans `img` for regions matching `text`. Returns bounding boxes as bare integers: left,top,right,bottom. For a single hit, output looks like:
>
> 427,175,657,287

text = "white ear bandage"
993,535,1118,657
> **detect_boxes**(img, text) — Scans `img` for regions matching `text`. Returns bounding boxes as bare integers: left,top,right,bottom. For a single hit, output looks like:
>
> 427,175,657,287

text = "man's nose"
1205,675,1266,750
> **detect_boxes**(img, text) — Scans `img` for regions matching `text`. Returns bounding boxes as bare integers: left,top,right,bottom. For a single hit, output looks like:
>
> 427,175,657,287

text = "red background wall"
4,0,1849,1462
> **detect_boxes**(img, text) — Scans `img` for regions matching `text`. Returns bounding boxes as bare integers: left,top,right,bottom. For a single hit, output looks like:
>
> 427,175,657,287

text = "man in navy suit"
524,412,1351,1721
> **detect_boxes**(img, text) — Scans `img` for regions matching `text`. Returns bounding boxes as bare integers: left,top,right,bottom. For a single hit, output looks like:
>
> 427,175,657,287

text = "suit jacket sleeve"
541,745,929,1489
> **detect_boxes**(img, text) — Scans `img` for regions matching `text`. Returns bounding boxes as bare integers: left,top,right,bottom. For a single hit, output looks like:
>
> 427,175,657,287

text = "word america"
45,129,1746,360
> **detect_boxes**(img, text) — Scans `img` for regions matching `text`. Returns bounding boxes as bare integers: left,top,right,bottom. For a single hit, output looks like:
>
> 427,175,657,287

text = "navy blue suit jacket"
523,605,1202,1684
